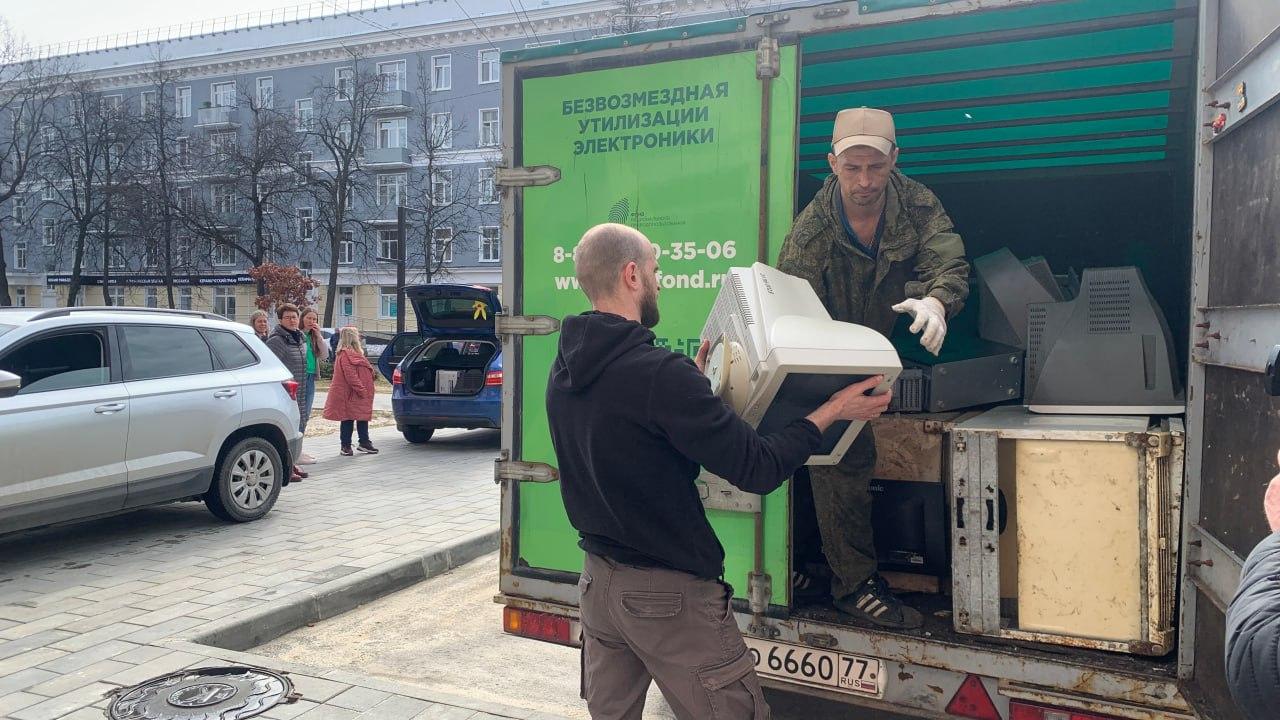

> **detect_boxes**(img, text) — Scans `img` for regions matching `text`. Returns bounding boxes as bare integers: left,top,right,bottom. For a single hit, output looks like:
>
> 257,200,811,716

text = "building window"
102,95,123,113
213,242,237,267
13,195,26,223
40,125,56,152
176,86,191,118
377,60,407,92
335,67,353,101
336,120,352,146
433,227,453,264
295,98,313,131
378,229,399,261
107,286,125,305
295,151,312,187
339,231,355,265
379,286,398,318
256,77,274,107
176,136,190,167
338,286,354,317
145,288,158,308
430,169,453,206
211,130,237,158
478,167,498,205
145,247,158,268
295,208,314,241
140,90,156,115
178,287,193,310
42,182,55,201
430,112,452,149
479,109,500,147
299,260,312,277
213,185,236,214
42,218,55,246
480,226,500,262
176,237,191,267
377,173,406,208
211,81,236,108
108,250,126,269
431,55,451,91
176,186,194,213
377,117,407,149
213,287,236,319
479,49,500,84
14,287,26,307
14,241,27,270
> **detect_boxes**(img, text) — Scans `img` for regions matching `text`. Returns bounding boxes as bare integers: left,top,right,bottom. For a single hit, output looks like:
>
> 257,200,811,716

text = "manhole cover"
107,666,295,720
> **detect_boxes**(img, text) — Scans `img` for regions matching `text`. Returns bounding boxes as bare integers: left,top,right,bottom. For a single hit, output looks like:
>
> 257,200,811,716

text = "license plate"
744,637,884,698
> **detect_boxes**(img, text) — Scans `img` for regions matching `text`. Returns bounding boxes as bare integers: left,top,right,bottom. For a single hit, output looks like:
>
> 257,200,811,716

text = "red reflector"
282,380,299,400
392,366,403,385
503,607,573,646
946,675,1001,720
1010,701,1122,720
485,369,503,386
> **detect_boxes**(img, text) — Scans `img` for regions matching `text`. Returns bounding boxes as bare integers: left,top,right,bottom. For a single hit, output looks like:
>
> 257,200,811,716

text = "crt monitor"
701,263,901,466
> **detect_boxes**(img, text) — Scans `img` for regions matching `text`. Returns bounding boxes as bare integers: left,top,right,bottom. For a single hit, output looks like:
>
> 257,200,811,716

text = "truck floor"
790,593,1178,679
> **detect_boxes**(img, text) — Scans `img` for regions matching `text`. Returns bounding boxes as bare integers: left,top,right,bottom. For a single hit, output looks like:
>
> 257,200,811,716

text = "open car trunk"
401,339,498,397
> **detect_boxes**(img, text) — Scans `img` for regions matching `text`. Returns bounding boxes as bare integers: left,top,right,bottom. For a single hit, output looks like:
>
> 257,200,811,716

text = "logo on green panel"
607,197,630,224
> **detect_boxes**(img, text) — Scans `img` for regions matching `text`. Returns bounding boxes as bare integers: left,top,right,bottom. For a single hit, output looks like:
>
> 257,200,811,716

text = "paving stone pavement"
0,426,557,720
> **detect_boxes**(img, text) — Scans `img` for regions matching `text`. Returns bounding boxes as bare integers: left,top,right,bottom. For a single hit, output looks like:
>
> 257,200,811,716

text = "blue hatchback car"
377,284,502,444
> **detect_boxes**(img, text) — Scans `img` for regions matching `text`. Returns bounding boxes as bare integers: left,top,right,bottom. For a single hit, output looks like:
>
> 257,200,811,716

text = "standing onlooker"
324,327,379,456
249,310,270,342
296,308,329,465
266,303,309,480
1226,450,1280,720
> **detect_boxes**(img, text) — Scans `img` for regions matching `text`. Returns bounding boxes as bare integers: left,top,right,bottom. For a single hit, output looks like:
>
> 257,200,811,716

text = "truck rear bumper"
495,592,1193,720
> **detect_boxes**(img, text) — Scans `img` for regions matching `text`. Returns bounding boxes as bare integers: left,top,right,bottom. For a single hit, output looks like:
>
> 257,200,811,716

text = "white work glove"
891,297,947,356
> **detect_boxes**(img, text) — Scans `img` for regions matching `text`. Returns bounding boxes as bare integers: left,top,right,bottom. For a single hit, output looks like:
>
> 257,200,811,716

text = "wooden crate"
949,407,1185,656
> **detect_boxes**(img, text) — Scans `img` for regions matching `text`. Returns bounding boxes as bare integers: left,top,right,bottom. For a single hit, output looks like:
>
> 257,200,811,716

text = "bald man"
546,223,892,720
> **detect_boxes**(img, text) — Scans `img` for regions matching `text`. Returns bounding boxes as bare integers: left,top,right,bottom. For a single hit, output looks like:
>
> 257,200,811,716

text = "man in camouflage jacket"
779,108,969,630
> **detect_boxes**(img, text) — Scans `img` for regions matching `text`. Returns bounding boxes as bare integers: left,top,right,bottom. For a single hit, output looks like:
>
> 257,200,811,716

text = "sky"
2,0,333,51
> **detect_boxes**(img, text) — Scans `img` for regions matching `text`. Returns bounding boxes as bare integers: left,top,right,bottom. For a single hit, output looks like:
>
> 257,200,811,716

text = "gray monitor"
1025,267,1183,414
974,248,1061,349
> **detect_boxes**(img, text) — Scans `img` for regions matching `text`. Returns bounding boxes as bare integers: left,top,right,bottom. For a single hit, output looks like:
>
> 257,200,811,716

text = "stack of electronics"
945,251,1186,655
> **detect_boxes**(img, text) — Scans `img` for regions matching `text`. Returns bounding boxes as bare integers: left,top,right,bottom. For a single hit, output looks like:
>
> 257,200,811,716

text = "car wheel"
206,437,283,523
403,427,434,444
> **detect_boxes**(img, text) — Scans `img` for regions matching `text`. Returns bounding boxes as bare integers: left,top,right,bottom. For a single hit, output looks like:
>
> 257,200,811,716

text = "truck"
490,1,1280,718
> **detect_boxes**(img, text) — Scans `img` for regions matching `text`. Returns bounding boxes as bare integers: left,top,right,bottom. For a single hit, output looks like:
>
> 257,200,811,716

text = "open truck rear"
492,1,1280,718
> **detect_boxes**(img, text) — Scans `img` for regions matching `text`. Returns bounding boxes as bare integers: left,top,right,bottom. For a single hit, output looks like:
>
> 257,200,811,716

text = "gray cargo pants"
807,426,878,601
578,553,770,720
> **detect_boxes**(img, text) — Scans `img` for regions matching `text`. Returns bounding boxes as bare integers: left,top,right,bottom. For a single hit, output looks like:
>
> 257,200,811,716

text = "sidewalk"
0,426,554,720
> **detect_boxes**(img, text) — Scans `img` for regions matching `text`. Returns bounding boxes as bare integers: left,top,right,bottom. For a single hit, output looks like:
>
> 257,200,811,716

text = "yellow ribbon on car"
473,301,488,320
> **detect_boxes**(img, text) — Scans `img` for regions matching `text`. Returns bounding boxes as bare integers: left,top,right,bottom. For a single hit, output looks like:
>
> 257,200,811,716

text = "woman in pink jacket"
323,327,379,456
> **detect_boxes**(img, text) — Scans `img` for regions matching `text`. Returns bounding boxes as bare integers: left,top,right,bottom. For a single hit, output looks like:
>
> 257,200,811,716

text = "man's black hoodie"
546,312,822,579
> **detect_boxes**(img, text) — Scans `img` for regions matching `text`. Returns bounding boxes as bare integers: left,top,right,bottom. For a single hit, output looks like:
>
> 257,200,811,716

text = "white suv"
0,306,302,534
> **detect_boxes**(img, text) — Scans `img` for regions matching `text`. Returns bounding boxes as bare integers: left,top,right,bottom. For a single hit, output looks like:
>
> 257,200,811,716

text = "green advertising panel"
517,46,798,603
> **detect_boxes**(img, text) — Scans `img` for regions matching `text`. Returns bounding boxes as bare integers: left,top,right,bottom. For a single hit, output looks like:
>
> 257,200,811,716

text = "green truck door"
511,44,798,605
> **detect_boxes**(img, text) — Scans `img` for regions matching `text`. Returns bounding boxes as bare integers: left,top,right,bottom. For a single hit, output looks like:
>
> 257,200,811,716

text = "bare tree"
164,81,304,295
37,78,138,306
121,58,191,307
609,0,672,33
302,50,385,327
719,0,757,16
402,60,489,288
0,21,66,306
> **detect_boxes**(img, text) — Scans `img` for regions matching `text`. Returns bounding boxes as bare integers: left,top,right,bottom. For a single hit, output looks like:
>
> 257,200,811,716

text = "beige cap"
831,107,896,157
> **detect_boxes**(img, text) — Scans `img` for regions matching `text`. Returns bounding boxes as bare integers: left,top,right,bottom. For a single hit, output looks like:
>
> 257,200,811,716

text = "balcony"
364,147,411,168
371,89,414,114
195,106,239,128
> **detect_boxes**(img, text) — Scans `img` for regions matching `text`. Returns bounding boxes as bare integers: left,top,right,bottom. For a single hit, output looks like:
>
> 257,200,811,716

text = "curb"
184,528,498,652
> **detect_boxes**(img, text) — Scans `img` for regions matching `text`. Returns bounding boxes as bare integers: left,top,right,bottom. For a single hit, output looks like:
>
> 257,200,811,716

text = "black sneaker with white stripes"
833,574,924,630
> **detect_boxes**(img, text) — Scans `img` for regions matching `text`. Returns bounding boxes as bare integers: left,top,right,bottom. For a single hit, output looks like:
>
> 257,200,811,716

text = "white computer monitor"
701,263,901,466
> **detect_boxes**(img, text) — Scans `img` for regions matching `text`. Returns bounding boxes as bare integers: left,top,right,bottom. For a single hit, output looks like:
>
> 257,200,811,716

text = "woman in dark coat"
265,303,309,480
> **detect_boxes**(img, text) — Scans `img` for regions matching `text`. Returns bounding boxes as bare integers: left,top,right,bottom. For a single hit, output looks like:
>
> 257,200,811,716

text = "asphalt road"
255,552,912,719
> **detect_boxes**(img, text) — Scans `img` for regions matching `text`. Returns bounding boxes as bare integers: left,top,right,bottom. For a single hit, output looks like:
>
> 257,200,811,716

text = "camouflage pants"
808,425,878,601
